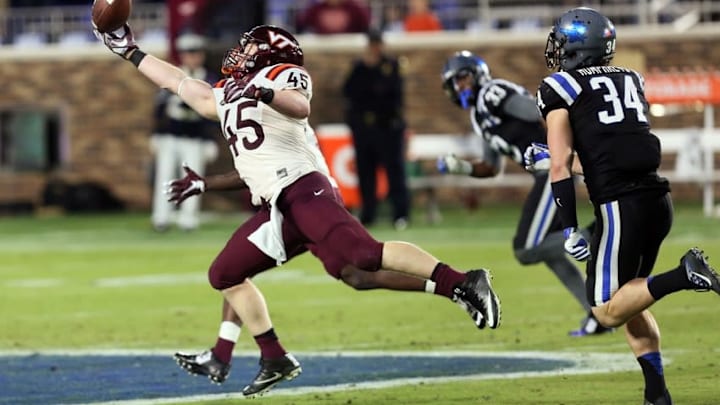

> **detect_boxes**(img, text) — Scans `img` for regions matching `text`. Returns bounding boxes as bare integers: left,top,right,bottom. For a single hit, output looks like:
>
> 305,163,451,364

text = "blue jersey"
471,78,545,167
537,66,669,203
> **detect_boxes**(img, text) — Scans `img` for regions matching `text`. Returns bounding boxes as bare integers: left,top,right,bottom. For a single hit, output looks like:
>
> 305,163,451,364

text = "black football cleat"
242,353,302,398
681,247,720,294
569,312,614,337
174,349,230,384
643,389,673,405
453,269,501,329
452,293,485,329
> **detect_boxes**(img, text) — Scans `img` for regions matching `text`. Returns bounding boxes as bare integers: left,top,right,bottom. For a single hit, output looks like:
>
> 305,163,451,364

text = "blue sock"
638,352,667,401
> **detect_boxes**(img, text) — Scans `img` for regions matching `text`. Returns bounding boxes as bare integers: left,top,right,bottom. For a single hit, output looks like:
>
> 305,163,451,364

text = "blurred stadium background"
1,1,720,404
0,0,720,216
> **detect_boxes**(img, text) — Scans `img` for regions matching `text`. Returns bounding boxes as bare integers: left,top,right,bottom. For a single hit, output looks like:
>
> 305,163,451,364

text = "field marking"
3,268,331,289
5,278,64,288
0,349,639,405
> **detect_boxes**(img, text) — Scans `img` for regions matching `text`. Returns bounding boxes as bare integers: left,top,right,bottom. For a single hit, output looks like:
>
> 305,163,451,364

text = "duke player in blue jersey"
438,50,607,337
530,7,720,405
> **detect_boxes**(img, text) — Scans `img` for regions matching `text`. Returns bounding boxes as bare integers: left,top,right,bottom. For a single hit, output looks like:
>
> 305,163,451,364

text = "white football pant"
151,134,207,230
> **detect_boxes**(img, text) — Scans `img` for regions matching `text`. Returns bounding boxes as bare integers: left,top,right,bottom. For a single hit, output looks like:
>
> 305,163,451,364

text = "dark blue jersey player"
438,50,607,337
536,7,720,405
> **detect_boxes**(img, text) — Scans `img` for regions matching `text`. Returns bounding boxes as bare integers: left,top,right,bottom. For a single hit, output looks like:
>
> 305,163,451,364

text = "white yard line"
3,269,331,289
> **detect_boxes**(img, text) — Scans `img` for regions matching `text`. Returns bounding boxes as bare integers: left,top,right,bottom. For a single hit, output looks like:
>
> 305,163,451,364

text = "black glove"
242,84,274,104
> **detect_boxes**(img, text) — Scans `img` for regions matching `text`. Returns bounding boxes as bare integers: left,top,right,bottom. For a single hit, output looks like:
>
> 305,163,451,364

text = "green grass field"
1,202,719,404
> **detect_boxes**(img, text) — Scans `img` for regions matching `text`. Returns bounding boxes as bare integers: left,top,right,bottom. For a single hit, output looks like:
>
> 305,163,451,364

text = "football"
92,0,132,33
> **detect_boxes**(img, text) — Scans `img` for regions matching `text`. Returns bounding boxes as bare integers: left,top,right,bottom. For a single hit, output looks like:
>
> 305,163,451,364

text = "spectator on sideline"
342,30,411,229
295,0,370,34
404,0,443,32
381,2,405,33
150,33,219,232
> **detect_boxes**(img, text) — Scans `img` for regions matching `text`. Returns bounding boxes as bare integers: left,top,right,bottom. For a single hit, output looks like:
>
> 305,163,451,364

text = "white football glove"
523,142,551,172
437,154,472,175
563,227,590,261
94,23,138,59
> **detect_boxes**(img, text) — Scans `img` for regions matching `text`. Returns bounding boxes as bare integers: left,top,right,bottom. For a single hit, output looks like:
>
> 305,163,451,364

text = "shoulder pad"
264,63,306,80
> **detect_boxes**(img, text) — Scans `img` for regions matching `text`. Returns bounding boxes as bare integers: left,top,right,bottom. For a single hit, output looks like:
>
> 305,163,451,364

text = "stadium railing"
0,4,166,46
2,1,720,47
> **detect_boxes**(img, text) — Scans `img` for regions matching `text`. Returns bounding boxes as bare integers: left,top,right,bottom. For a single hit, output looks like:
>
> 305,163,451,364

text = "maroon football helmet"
222,25,304,81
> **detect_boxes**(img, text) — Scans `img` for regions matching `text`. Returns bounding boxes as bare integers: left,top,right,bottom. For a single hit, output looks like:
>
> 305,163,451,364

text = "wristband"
551,177,578,229
128,49,146,67
259,87,274,104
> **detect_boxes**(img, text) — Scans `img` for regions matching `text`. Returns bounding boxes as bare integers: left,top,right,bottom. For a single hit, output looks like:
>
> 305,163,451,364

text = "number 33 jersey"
470,78,546,168
536,66,669,203
213,64,322,205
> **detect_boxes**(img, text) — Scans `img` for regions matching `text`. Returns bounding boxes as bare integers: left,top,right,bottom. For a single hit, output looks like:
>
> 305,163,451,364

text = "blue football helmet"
441,50,491,109
545,7,616,71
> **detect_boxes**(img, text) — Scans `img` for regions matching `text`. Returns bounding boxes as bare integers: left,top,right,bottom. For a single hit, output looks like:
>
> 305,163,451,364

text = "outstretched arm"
437,155,498,178
437,136,502,178
96,25,218,120
136,52,218,120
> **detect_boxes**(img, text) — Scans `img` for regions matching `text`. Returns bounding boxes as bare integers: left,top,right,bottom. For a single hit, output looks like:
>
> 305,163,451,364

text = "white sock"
218,321,241,342
424,280,437,293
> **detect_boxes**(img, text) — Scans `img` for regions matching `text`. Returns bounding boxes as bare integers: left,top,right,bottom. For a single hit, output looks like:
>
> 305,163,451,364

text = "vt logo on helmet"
222,25,304,81
545,7,616,71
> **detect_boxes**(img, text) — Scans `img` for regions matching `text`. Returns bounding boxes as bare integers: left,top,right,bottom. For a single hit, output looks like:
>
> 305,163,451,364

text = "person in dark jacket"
343,30,410,229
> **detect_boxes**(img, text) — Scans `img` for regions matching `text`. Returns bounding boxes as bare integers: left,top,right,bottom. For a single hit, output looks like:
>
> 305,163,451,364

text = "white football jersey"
213,64,323,205
305,126,338,189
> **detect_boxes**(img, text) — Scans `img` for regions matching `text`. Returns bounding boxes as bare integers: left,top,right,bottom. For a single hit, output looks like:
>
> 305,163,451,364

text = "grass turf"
1,203,719,404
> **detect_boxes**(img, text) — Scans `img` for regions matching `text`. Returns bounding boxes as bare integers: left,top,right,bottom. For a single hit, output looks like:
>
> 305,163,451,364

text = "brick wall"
1,30,719,210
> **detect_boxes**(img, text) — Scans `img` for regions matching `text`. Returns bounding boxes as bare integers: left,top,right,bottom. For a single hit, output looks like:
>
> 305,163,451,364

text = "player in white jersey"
211,63,321,207
96,23,501,397
167,125,453,386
